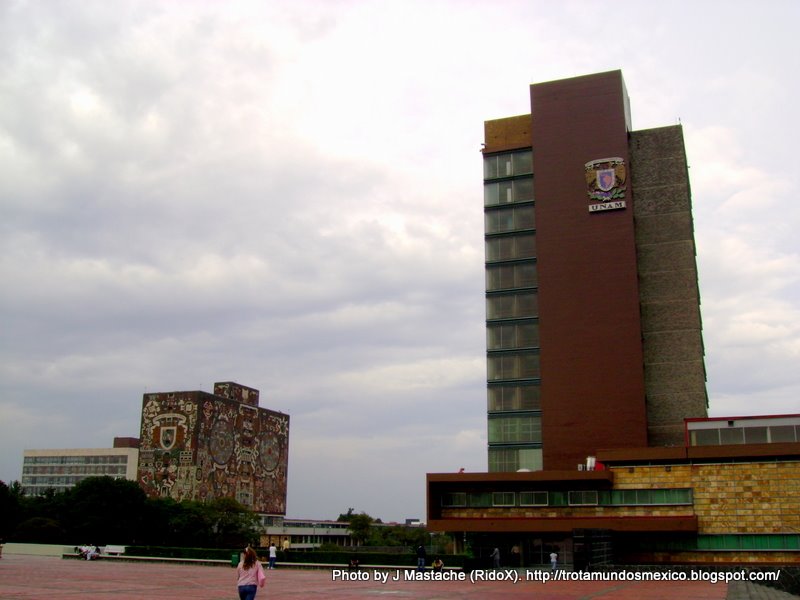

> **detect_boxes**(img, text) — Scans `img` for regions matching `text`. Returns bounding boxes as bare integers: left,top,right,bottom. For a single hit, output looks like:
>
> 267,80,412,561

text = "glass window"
484,181,514,206
520,491,548,506
486,265,514,291
517,323,539,347
488,384,541,412
486,292,538,320
488,448,517,472
513,178,534,201
518,353,540,378
484,150,532,181
518,448,542,470
492,492,515,506
484,178,534,206
487,294,514,319
690,428,720,446
486,263,537,291
513,150,532,175
488,415,541,443
568,491,598,506
515,205,535,229
744,426,768,444
485,237,513,262
769,425,797,443
468,492,490,507
485,207,514,233
442,493,467,507
517,263,537,287
485,233,535,262
485,206,534,234
720,427,744,445
487,352,540,381
487,322,539,350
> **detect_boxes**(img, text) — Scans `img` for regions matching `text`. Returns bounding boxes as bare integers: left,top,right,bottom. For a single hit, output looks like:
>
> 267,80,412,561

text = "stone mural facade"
137,382,289,514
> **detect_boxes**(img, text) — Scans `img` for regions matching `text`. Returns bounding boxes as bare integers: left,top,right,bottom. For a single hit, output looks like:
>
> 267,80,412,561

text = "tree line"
0,479,445,552
0,477,259,548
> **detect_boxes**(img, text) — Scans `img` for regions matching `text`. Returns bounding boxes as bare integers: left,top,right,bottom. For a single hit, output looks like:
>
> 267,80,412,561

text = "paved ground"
0,555,794,599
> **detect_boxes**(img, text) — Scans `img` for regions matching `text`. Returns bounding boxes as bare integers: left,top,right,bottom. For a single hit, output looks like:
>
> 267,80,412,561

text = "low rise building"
428,415,800,566
20,437,139,496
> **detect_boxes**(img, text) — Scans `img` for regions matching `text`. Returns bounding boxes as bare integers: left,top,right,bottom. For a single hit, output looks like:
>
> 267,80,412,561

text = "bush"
125,546,237,560
273,549,466,568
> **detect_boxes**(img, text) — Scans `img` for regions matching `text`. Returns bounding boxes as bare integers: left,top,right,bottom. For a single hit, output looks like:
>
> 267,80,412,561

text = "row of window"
488,447,543,472
486,233,535,262
483,150,533,181
484,178,534,206
488,384,541,412
487,352,540,381
635,534,800,552
690,424,800,446
23,455,129,465
22,465,128,475
486,263,537,291
441,488,693,508
485,205,535,234
21,473,126,485
488,415,542,444
488,321,539,350
487,292,538,320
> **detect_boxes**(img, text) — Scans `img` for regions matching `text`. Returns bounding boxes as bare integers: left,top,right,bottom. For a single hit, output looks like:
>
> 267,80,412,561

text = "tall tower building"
428,72,800,568
483,70,707,472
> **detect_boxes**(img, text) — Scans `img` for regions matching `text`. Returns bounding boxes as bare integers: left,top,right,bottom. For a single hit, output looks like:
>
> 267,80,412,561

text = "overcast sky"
1,0,798,523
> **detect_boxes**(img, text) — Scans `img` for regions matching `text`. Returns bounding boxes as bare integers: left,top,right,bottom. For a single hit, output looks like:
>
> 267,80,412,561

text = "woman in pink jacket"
236,546,266,600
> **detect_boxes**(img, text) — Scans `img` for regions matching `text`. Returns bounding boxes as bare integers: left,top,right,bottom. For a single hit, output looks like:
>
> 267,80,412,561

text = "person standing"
236,547,266,600
550,551,558,570
268,542,277,569
416,544,427,571
491,547,500,568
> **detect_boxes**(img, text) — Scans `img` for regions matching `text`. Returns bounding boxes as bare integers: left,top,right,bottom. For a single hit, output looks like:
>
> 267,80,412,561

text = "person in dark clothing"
416,544,427,571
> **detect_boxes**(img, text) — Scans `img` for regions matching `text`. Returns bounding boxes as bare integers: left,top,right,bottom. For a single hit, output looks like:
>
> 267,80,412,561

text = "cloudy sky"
1,0,798,523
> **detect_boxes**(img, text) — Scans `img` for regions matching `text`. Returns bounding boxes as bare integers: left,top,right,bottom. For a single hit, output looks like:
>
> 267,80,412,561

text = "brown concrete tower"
483,71,706,472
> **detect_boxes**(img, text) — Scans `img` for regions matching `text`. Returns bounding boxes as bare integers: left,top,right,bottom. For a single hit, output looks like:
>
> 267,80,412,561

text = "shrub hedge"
124,546,466,568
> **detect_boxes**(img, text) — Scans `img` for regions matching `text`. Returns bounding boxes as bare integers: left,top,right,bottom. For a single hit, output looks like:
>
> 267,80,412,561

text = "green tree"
336,507,356,522
62,477,147,544
12,517,65,543
0,480,22,539
348,512,373,546
206,497,260,548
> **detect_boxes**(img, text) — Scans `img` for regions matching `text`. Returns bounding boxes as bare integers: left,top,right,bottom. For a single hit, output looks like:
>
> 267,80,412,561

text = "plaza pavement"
0,554,796,599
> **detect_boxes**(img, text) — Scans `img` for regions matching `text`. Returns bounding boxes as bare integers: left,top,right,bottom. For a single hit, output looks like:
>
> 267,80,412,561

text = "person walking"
236,547,266,600
550,551,558,570
268,542,277,569
491,547,500,568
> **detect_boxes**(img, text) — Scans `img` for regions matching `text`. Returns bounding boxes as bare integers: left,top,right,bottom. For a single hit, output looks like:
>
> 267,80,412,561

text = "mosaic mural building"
137,381,289,515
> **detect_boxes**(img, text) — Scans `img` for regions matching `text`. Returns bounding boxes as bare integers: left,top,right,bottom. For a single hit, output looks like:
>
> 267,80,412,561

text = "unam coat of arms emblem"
585,157,627,202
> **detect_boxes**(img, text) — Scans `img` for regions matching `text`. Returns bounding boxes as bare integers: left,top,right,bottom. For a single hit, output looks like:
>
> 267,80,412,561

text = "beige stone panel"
634,212,695,245
644,361,706,394
639,269,700,303
643,330,704,364
640,300,702,333
637,241,697,274
632,184,692,216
